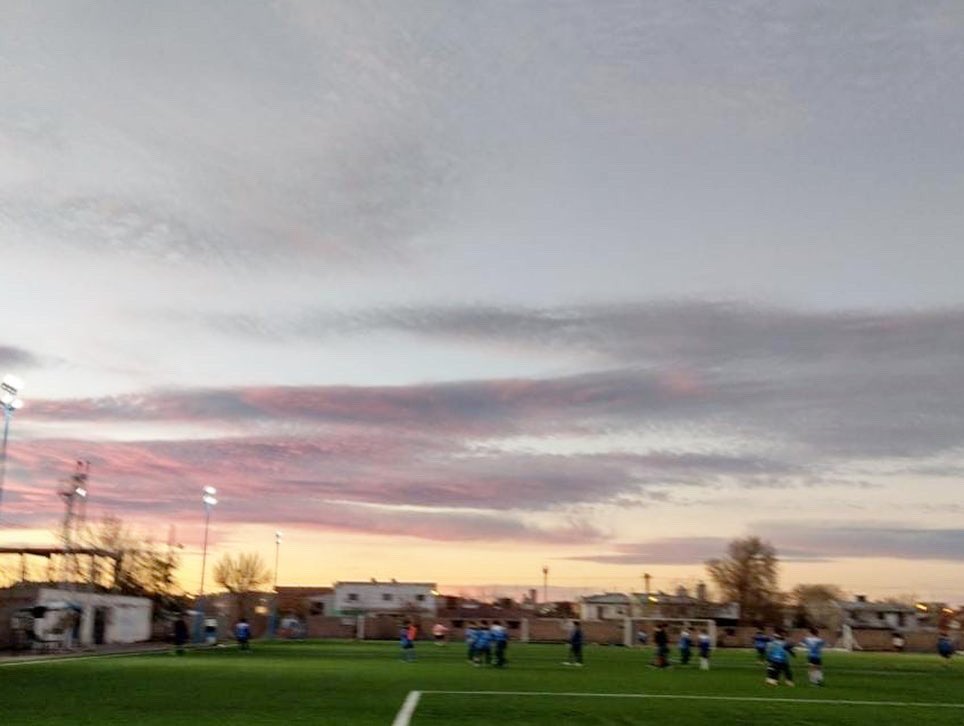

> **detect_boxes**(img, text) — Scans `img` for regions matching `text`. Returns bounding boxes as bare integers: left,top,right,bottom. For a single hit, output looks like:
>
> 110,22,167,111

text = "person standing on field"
491,621,508,668
564,620,584,666
697,628,712,671
652,623,670,668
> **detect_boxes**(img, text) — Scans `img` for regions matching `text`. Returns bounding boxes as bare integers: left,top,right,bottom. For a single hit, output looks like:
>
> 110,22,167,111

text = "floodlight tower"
542,565,549,606
0,374,25,521
59,460,90,585
196,486,217,643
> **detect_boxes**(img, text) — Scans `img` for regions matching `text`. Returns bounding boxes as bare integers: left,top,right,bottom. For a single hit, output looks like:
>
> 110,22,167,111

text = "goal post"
624,617,716,648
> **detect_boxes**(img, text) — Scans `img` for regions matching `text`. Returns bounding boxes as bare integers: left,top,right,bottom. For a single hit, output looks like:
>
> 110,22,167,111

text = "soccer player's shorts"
766,661,791,680
808,656,822,666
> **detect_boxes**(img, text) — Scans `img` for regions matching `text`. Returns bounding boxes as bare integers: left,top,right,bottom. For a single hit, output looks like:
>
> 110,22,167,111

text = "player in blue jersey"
937,631,955,665
753,628,770,662
764,628,794,686
678,626,693,665
234,617,251,651
802,627,825,686
399,621,416,662
473,625,492,666
697,628,712,670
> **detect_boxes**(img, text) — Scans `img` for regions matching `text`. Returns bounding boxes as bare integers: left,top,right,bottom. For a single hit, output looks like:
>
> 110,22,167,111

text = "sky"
2,0,964,603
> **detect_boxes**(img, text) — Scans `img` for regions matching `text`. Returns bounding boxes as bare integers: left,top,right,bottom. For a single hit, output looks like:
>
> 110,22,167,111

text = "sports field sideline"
1,641,961,725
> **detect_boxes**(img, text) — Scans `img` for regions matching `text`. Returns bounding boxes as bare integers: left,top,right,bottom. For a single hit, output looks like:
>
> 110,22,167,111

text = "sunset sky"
2,1,964,603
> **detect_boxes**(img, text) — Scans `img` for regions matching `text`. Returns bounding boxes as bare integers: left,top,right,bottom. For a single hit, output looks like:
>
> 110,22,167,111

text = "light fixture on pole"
542,565,549,606
270,530,283,639
0,374,25,521
197,486,217,643
59,460,89,586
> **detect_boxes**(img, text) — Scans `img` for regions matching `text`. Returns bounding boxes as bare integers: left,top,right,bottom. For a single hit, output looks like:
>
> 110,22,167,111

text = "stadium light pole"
270,530,282,639
0,374,25,522
542,565,549,606
197,486,217,643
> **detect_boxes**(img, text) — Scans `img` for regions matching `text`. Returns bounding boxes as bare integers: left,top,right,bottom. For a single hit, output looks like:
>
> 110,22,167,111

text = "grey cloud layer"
574,521,964,565
200,301,964,459
0,345,40,369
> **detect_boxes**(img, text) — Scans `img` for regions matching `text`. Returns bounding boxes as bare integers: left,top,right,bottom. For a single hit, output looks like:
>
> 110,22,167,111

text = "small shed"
1,584,152,649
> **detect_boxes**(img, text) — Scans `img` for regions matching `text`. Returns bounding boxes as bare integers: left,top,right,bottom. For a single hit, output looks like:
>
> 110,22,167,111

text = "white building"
333,580,437,616
838,595,918,631
1,585,152,649
580,593,632,621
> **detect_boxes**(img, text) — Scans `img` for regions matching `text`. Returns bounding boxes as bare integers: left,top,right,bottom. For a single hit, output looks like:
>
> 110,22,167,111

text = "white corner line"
420,690,964,710
392,690,422,726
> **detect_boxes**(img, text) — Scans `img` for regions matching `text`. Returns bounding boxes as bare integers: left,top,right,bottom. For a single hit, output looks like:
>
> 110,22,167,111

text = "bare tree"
791,584,845,630
706,536,782,624
214,553,271,619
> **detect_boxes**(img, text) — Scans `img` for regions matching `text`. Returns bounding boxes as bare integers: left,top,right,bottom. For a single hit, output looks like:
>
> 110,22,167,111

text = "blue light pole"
196,486,217,643
0,375,25,522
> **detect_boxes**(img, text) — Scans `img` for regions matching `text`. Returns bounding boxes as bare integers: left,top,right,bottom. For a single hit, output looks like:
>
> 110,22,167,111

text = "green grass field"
1,641,961,725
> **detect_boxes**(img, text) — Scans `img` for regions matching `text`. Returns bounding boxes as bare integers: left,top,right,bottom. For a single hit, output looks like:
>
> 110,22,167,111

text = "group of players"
398,619,956,686
752,626,826,687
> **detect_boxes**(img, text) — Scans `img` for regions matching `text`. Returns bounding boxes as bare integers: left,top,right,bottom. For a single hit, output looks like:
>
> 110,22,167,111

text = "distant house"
837,595,917,631
633,584,740,625
580,593,632,621
333,580,437,616
275,586,335,617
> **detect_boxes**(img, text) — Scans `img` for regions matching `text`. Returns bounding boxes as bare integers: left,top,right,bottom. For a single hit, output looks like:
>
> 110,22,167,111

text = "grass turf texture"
1,642,961,725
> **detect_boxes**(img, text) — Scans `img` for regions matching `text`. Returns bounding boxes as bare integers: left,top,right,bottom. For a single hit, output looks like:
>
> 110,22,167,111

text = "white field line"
392,690,422,726
419,690,964,710
0,649,166,668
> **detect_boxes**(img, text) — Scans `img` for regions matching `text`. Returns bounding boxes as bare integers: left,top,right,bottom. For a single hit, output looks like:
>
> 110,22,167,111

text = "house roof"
582,593,631,604
838,601,916,614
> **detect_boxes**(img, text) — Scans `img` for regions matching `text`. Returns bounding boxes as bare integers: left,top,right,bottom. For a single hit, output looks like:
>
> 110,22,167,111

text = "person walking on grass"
938,631,955,666
173,614,189,656
753,627,770,662
400,621,416,662
432,622,449,646
678,626,692,666
491,621,509,668
652,623,670,668
803,627,825,686
465,622,478,662
234,617,251,652
564,620,584,666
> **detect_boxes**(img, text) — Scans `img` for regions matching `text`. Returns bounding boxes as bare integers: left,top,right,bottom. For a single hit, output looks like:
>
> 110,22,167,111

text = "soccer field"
1,642,961,725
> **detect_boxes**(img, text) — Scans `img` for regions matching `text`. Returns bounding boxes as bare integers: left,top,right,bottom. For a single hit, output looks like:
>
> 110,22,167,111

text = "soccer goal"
625,618,716,648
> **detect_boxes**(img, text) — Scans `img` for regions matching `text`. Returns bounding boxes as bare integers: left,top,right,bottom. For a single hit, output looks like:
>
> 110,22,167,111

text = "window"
382,593,393,601
347,593,359,602
415,594,426,602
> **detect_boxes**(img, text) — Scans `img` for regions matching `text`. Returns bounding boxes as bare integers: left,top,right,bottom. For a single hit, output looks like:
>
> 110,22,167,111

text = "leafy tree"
706,536,781,624
214,552,271,619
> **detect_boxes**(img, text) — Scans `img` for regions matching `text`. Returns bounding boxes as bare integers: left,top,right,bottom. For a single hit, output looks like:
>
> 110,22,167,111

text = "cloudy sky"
2,0,964,602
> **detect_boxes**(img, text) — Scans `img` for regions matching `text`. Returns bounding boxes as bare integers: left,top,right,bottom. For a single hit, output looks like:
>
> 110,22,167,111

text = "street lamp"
0,374,25,520
197,486,217,643
270,530,282,639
